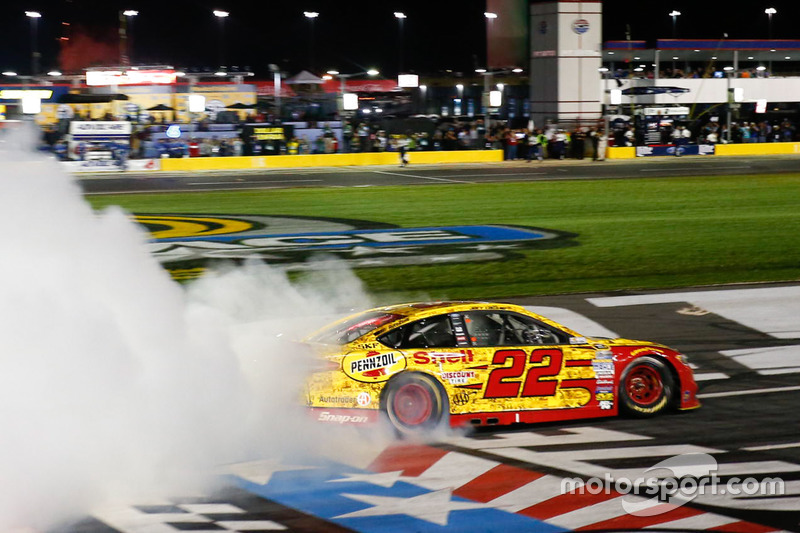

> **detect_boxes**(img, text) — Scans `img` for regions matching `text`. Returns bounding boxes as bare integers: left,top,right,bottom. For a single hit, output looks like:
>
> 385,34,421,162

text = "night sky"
1,0,799,78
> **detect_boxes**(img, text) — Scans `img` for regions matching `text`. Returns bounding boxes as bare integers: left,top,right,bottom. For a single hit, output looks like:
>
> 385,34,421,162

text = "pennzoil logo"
136,214,577,276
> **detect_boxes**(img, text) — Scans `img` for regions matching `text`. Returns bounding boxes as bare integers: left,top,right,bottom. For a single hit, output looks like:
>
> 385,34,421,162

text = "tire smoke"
0,125,374,530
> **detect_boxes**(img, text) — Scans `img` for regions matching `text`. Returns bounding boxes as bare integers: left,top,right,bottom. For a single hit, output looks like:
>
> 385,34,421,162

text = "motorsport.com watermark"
560,453,785,516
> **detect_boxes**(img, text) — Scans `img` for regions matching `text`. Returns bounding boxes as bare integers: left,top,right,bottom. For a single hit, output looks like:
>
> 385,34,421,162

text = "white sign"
187,94,206,113
342,93,359,111
21,94,42,114
86,69,177,86
641,107,690,116
68,121,132,136
398,74,419,88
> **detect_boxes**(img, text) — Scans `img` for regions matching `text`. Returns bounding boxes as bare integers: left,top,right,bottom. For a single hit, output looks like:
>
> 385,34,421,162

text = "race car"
304,301,699,433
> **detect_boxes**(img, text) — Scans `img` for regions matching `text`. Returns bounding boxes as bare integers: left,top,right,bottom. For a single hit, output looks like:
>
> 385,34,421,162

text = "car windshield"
308,311,403,345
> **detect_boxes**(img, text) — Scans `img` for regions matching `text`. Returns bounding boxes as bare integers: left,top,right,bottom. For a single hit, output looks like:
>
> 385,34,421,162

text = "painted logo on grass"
135,214,577,279
561,453,785,516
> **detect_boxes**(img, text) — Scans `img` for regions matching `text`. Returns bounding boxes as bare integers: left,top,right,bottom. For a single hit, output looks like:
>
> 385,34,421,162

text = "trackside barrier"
159,150,503,171
606,147,636,159
607,142,800,159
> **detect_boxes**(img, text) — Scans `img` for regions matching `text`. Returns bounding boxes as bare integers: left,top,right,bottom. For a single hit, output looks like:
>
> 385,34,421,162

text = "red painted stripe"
366,444,448,477
578,503,703,530
453,464,545,503
708,521,777,533
520,489,618,520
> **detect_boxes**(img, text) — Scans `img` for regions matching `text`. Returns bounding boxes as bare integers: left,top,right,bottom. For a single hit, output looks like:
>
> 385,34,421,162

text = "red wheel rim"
625,365,663,406
393,383,433,426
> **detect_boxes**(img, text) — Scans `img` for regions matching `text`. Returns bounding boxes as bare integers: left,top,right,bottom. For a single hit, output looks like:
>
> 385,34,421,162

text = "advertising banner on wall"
62,158,161,173
636,144,716,157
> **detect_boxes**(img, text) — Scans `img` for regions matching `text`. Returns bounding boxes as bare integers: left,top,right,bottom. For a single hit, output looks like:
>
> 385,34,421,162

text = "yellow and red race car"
304,301,699,433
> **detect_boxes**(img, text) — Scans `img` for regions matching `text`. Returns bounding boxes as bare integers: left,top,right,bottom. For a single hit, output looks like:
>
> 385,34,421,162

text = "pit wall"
607,142,800,159
159,150,503,171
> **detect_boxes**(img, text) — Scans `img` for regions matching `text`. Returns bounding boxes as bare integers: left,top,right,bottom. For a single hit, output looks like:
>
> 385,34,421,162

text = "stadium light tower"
304,11,319,72
213,10,229,68
394,12,407,74
121,10,137,66
25,11,42,76
669,10,681,38
765,8,777,38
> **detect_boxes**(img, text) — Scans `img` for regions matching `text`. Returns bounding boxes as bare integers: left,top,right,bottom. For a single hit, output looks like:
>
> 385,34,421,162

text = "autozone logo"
317,412,370,424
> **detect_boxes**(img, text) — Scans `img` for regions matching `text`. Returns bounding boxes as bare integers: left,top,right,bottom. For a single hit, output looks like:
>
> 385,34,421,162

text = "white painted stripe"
600,461,797,484
548,495,648,529
486,445,720,480
217,520,288,530
442,172,548,178
371,170,471,183
696,460,798,476
587,286,800,340
722,345,800,370
178,503,245,514
187,179,322,185
759,367,800,375
447,426,650,450
693,372,730,381
523,305,619,338
640,165,751,172
744,442,800,452
698,385,800,399
644,512,740,530
403,451,498,491
487,474,575,512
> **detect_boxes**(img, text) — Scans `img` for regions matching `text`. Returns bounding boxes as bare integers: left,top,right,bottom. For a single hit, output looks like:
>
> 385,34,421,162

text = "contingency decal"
135,214,577,280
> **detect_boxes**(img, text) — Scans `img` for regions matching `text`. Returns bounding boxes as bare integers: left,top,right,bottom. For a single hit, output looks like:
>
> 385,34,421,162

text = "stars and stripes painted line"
228,454,566,532
224,435,790,532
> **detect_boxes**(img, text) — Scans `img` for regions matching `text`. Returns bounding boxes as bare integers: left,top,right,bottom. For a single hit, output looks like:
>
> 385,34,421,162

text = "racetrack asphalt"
77,154,800,195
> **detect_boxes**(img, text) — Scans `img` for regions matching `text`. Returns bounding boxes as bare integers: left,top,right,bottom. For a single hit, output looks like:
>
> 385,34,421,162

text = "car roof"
372,301,525,317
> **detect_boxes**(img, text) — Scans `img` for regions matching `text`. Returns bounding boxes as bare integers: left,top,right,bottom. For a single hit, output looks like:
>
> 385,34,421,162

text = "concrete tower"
529,1,603,128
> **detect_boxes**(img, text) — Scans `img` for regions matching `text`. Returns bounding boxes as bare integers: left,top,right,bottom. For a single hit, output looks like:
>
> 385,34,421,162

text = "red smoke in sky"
59,27,119,73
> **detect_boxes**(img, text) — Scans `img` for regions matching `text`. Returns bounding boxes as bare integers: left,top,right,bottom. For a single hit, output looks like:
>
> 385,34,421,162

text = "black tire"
619,356,674,418
382,372,449,435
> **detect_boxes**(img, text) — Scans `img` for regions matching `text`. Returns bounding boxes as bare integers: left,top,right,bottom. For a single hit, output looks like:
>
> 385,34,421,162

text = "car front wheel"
619,356,673,417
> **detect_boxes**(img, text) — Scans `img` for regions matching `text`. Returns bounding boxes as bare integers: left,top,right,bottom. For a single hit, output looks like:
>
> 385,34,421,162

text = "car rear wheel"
619,356,673,417
383,373,448,435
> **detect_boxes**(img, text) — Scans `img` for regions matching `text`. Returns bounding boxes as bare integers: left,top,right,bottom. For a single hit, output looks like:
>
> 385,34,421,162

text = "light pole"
669,10,681,38
765,8,776,73
213,10,229,68
669,11,680,72
25,11,41,77
121,10,137,66
394,12,406,75
484,12,497,70
304,11,319,72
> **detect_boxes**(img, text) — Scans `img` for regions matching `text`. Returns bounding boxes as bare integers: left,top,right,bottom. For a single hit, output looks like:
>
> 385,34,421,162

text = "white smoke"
0,125,376,530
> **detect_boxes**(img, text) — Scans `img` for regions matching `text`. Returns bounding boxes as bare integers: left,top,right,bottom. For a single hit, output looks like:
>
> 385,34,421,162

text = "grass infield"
87,173,800,300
